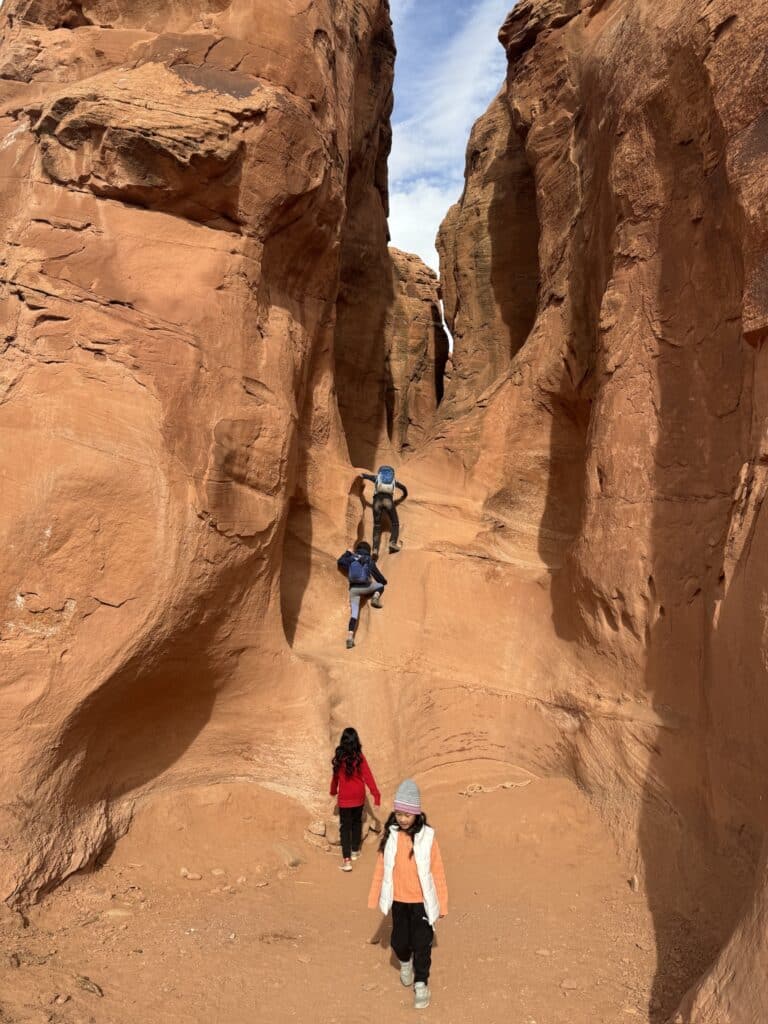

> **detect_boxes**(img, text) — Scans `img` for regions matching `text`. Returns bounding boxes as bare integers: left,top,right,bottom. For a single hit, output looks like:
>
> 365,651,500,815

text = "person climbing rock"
368,779,448,1010
359,465,408,558
330,727,381,872
337,540,387,649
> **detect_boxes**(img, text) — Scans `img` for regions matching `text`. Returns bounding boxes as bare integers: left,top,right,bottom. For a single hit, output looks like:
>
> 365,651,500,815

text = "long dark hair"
332,727,363,777
378,811,429,858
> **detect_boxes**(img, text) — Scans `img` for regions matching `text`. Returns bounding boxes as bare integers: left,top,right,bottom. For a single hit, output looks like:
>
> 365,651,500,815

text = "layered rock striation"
384,249,449,454
5,0,768,1020
0,0,399,903
434,0,768,1018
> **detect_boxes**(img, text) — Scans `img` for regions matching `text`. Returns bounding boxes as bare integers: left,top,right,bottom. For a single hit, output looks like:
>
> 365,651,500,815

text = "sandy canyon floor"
1,764,716,1024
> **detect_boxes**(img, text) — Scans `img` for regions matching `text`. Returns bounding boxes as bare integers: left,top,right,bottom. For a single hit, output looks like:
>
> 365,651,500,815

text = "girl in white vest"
367,780,448,1010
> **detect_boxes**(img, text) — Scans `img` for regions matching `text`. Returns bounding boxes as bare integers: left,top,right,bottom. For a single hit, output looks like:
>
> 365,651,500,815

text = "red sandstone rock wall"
5,0,768,1017
0,0,396,904
437,90,539,416
432,0,768,1018
384,249,448,454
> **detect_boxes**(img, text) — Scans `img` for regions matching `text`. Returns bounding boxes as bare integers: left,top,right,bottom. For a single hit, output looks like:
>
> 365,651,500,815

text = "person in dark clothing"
360,465,408,558
337,540,387,649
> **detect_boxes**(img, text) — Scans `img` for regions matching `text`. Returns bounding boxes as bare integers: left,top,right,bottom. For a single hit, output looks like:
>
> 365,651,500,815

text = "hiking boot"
399,960,414,987
340,859,352,872
413,982,430,1009
351,850,361,861
388,541,402,554
371,591,383,609
346,638,355,649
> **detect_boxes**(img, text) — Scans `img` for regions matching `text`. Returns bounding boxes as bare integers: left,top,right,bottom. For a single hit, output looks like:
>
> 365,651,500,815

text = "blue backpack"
375,465,396,495
348,555,369,585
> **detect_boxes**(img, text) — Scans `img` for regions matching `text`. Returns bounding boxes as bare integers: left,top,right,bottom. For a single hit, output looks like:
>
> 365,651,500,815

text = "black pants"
391,901,433,984
338,805,363,859
372,494,399,553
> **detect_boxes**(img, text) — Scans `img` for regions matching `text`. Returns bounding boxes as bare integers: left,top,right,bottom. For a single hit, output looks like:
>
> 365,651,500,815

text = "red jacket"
330,755,381,808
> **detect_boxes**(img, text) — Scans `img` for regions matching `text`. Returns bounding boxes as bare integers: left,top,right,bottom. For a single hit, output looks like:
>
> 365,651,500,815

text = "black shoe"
389,542,402,554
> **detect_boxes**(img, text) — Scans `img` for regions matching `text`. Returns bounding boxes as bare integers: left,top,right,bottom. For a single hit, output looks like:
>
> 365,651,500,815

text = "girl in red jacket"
330,727,381,871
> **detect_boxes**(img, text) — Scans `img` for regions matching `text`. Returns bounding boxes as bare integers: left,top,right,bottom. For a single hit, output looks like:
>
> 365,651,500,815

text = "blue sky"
388,0,512,271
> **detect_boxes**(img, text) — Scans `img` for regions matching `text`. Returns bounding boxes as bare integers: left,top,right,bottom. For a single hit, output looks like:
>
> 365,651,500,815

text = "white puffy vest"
378,825,441,926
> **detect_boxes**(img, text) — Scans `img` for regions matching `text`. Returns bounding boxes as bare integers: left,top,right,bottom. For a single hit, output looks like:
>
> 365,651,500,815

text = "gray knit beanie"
393,779,421,814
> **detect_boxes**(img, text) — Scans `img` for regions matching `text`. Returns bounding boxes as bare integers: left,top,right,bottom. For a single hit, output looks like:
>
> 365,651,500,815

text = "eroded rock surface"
384,248,448,453
433,0,768,1018
5,0,768,1020
437,90,538,415
0,0,396,903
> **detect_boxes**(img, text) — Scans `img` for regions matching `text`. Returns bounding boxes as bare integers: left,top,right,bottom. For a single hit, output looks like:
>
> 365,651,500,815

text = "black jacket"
337,550,387,589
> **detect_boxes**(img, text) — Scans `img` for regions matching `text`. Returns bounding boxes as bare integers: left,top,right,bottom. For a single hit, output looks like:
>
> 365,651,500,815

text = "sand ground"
1,764,679,1024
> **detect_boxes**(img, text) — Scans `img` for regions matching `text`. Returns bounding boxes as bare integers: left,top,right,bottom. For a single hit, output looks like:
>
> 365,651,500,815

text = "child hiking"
368,780,448,1010
330,727,381,871
360,466,408,559
337,540,387,649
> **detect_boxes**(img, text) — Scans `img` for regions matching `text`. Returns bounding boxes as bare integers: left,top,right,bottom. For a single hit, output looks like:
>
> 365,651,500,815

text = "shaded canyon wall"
434,0,768,1019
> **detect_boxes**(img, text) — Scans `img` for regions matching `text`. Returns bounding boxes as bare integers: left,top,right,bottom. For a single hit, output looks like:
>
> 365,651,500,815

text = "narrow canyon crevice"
3,1,768,1022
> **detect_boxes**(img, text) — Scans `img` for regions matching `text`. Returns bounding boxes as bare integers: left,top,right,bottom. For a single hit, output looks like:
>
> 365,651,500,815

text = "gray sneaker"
371,591,383,609
399,960,414,987
346,638,354,649
414,982,430,1009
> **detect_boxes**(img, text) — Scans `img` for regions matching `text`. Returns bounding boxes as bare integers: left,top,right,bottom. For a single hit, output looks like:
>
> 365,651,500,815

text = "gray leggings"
349,582,384,626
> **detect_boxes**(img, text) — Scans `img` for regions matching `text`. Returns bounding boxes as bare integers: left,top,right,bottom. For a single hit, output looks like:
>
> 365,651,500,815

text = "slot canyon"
1,0,767,1021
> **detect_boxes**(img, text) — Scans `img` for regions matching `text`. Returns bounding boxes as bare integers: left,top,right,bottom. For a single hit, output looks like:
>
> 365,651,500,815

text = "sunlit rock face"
0,0,396,903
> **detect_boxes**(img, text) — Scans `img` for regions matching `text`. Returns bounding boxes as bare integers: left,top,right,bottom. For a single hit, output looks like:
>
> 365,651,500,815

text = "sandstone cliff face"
0,0,396,903
384,248,448,453
5,0,768,1018
432,0,768,1018
334,243,448,467
437,90,539,416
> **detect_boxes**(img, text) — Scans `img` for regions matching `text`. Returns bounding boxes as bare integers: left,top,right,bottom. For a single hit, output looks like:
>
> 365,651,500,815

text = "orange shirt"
368,831,448,916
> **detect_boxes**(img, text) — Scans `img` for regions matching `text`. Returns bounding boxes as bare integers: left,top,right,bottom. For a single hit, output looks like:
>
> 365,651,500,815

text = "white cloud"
387,0,510,269
388,177,461,272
